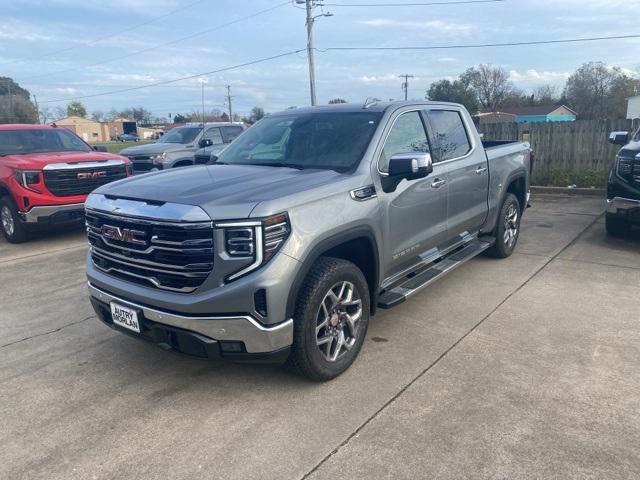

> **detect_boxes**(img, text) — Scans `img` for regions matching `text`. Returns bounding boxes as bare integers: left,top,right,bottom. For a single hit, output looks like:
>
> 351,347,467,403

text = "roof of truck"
270,100,462,116
0,124,56,130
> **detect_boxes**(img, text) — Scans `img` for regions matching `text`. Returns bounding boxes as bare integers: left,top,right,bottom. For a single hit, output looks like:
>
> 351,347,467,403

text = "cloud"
360,19,475,32
509,69,571,86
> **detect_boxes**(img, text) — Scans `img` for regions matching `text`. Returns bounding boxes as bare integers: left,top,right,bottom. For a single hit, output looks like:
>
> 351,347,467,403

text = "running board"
377,238,495,309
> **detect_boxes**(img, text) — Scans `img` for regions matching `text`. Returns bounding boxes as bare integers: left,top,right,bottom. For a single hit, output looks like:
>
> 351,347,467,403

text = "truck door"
426,108,488,237
378,110,449,277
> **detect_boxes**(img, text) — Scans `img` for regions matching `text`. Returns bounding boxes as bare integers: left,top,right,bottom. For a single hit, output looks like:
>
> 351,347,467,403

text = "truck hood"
3,151,125,169
94,164,349,220
119,142,189,156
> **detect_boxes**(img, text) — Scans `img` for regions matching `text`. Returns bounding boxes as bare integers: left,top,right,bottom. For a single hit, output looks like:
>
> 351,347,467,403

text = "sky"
1,0,638,119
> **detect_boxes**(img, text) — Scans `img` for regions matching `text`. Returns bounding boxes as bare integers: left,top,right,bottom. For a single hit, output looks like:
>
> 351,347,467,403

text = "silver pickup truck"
85,101,532,381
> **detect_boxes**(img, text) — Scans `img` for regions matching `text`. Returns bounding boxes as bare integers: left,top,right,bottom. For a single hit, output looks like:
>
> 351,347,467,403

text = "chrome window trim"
43,159,125,170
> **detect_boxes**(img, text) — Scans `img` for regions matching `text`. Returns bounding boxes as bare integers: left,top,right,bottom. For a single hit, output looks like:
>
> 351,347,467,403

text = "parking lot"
1,193,639,479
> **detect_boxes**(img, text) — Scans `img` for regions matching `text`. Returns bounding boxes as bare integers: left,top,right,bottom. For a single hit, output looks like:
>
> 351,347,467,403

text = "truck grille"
86,209,214,293
44,164,127,196
126,155,156,174
617,154,640,186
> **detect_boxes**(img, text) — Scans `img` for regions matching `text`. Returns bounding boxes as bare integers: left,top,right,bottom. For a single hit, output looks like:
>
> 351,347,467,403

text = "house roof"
496,105,577,116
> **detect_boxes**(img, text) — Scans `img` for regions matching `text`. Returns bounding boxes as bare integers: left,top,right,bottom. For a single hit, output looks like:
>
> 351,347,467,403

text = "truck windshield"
0,128,92,156
216,112,383,172
157,127,202,144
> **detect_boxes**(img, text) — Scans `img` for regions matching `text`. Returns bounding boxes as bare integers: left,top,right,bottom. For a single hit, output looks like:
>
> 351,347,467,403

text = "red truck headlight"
15,170,41,191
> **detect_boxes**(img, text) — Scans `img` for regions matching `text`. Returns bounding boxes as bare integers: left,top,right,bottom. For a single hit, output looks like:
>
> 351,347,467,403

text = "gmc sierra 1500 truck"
86,101,532,381
0,124,131,243
607,128,640,235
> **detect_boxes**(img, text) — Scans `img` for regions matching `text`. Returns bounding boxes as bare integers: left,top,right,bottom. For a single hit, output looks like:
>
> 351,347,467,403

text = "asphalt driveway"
1,194,638,480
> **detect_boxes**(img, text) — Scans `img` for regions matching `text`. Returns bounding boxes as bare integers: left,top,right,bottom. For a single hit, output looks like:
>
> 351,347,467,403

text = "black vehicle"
607,128,640,235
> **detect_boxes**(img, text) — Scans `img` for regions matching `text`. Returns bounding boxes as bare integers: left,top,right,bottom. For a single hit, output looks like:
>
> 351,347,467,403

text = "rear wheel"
486,193,521,259
605,213,630,237
0,196,30,243
288,257,370,381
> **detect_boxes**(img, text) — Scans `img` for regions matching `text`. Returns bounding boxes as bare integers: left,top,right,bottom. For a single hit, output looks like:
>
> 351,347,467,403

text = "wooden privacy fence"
477,119,634,172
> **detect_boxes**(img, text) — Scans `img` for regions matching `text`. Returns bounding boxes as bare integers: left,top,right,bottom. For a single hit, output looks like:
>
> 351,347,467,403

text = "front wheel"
288,257,370,381
1,196,30,243
486,193,521,258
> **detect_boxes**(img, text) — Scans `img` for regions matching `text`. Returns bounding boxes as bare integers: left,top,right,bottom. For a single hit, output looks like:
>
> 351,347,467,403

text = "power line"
38,49,305,104
19,0,291,81
323,0,503,6
0,0,210,67
318,33,640,51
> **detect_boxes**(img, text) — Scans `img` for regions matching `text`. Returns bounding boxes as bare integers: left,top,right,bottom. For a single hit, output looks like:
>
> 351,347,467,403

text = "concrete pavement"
1,195,639,479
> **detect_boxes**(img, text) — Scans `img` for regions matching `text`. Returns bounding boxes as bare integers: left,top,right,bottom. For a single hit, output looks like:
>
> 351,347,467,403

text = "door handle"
431,179,447,189
475,166,488,175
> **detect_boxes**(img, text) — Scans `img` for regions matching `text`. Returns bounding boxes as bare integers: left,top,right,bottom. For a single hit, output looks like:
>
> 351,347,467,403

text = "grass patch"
532,168,608,189
93,141,153,154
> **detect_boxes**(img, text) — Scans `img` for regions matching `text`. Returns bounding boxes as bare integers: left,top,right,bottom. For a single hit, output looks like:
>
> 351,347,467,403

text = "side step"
377,237,495,309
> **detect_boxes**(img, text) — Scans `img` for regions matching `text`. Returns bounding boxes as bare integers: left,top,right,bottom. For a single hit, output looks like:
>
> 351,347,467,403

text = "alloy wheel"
315,281,363,362
1,205,14,237
503,204,519,248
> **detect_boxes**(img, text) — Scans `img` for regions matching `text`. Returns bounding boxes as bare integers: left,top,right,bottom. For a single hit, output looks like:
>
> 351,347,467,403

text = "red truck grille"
43,163,127,196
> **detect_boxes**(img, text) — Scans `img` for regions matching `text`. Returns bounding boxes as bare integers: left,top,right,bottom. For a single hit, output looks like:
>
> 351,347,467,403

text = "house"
51,116,109,142
627,95,640,120
496,105,577,123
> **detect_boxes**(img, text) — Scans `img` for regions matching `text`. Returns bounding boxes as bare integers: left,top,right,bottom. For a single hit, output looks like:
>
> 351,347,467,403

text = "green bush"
532,168,608,188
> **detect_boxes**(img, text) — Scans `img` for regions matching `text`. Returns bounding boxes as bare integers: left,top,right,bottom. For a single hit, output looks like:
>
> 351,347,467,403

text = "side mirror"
388,152,433,179
206,154,219,165
382,153,433,193
93,145,108,152
609,131,629,145
199,138,213,148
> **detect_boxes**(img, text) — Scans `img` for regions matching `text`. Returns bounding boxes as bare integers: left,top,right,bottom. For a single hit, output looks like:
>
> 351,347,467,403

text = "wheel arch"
286,227,380,319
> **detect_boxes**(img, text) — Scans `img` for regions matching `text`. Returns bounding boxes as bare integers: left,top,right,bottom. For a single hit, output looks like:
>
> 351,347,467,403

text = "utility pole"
33,94,39,124
201,80,206,125
226,85,233,122
399,74,414,101
7,79,13,121
296,0,332,106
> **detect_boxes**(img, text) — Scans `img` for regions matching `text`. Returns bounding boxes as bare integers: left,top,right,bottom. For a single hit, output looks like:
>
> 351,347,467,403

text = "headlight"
15,169,41,191
150,152,168,163
219,213,290,282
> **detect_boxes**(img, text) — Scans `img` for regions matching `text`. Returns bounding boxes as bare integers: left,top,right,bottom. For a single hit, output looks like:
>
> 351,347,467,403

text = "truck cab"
607,129,640,235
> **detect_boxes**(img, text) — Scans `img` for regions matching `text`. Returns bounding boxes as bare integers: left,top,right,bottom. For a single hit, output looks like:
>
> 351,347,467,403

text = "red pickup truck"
0,124,132,243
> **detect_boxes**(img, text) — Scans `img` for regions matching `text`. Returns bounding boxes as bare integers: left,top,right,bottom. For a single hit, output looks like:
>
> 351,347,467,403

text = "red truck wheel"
1,196,30,243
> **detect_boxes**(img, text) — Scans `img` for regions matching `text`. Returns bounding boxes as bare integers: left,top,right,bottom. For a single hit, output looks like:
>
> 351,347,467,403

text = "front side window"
379,111,430,173
0,128,92,156
222,126,244,143
428,110,471,161
216,112,382,172
202,127,223,145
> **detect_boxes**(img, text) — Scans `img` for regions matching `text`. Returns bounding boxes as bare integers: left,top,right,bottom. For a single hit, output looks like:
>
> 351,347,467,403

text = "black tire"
288,257,370,382
605,213,630,237
486,193,521,259
0,196,30,243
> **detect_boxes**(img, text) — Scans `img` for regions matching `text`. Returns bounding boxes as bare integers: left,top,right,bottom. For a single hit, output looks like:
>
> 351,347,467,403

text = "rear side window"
223,126,244,143
379,111,430,173
428,110,471,161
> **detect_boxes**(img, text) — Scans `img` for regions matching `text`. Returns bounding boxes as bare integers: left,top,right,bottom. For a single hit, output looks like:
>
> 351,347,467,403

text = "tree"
0,77,30,99
426,79,479,114
66,101,87,118
249,106,265,122
173,113,188,123
532,85,560,106
0,96,38,124
91,111,104,122
328,98,347,104
462,64,516,112
563,62,639,119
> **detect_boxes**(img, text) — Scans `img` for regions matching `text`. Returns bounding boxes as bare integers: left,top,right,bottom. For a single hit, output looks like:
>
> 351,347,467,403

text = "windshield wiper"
243,162,305,170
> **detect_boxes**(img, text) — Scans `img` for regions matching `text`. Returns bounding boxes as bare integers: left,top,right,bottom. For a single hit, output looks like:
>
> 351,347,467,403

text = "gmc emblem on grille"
101,224,147,245
78,171,107,180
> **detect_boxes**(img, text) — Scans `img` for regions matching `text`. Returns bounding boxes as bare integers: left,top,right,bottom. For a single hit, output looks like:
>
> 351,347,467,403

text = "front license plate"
110,302,141,333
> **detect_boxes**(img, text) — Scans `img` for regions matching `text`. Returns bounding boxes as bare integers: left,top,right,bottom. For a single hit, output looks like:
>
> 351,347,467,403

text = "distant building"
496,105,577,123
51,116,109,143
627,95,640,120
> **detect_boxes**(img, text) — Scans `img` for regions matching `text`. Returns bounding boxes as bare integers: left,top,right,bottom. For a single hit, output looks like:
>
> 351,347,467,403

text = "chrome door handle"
475,166,488,175
431,179,447,189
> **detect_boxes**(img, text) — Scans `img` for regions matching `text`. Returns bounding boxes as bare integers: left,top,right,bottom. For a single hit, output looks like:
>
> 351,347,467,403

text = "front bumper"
607,196,640,225
19,202,85,223
88,282,293,356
